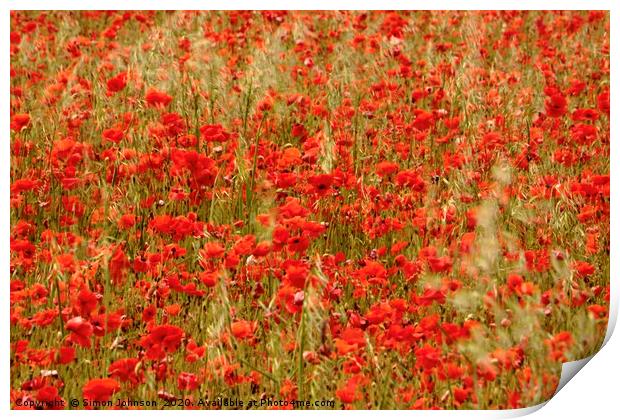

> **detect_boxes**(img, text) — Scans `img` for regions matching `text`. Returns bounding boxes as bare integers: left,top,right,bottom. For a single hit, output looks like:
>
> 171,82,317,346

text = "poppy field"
9,10,610,410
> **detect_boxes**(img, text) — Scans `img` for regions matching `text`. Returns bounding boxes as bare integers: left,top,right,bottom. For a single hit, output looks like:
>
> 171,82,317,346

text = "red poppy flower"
107,72,127,94
108,358,143,386
308,173,333,196
597,89,610,115
145,88,172,107
230,320,256,340
102,127,124,143
199,124,232,142
82,378,120,403
545,93,567,118
139,324,184,360
178,372,199,390
11,113,30,131
66,316,93,348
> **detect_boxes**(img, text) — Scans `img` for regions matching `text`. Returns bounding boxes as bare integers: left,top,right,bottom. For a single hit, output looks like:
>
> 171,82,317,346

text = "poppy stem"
55,273,64,335
246,117,264,227
297,297,306,401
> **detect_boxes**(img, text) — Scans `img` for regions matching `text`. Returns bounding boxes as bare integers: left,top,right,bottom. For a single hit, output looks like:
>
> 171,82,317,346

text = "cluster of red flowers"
10,11,609,410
